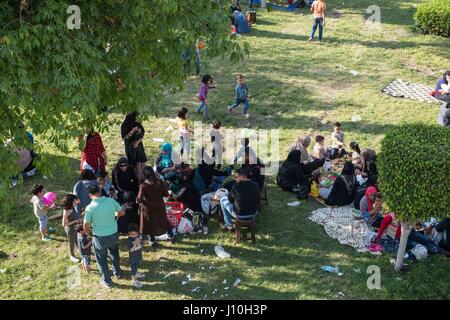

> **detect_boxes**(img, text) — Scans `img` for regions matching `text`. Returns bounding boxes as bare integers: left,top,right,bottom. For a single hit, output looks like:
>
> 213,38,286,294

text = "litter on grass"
350,70,359,76
163,272,176,279
192,287,200,293
0,269,6,273
153,138,164,143
287,201,301,207
233,278,241,287
181,281,188,285
187,273,192,281
165,126,174,132
351,114,362,122
214,245,231,259
223,279,227,284
224,287,229,290
353,268,361,273
24,276,32,281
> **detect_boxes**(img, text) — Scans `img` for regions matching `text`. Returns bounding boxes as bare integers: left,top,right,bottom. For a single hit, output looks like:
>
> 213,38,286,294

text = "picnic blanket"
382,79,440,104
308,206,377,253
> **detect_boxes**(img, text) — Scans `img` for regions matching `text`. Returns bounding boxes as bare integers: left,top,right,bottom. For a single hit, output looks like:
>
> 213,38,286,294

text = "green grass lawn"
1,0,449,300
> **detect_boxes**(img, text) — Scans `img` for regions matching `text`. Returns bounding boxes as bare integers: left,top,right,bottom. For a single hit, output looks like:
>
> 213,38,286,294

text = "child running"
30,184,56,241
177,107,193,162
227,74,250,118
308,0,326,43
196,74,215,119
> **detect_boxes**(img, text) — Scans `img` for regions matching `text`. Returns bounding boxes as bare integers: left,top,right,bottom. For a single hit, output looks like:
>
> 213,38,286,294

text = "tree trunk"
394,221,412,272
261,0,267,9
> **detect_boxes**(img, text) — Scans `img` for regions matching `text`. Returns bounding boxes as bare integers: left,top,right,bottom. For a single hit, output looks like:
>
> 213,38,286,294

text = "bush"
378,123,450,222
414,0,450,37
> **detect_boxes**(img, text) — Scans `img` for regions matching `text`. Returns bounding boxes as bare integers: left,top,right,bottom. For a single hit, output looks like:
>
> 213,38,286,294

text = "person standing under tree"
308,0,326,43
120,112,148,183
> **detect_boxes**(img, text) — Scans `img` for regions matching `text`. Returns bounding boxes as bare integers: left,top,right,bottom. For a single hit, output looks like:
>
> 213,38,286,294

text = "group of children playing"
195,73,251,120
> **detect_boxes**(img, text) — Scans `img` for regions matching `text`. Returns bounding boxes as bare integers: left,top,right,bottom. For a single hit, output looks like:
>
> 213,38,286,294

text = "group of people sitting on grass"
276,121,450,261
30,111,266,289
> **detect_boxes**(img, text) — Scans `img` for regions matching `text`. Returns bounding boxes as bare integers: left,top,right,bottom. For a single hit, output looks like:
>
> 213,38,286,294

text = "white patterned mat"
382,79,440,104
308,206,377,253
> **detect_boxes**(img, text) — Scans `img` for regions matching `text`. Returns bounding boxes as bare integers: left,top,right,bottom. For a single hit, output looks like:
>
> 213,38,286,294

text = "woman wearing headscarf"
120,112,147,183
360,148,377,181
79,131,107,175
111,157,139,204
193,147,229,193
290,135,326,179
137,166,174,248
233,10,250,34
319,161,358,206
155,143,178,181
277,150,310,199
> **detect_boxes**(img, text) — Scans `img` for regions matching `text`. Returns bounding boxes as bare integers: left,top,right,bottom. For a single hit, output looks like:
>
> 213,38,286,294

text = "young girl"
196,75,215,119
349,141,362,169
77,225,92,273
177,107,193,162
312,135,326,160
61,194,83,263
31,184,56,242
308,0,326,42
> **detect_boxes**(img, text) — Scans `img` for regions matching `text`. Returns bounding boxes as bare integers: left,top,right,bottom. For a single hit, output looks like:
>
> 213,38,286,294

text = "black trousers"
436,218,450,251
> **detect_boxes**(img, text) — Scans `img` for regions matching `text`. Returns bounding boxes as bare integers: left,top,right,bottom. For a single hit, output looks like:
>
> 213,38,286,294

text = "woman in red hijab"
79,131,107,175
360,186,377,212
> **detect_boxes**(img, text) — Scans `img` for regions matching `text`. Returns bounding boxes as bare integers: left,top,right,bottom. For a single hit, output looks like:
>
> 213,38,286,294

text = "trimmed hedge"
378,123,450,222
414,0,450,37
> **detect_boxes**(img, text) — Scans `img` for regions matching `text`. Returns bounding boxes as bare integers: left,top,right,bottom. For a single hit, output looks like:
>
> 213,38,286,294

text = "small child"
98,171,116,198
127,223,144,288
196,74,215,119
227,74,250,118
312,135,327,160
77,224,92,273
233,137,257,165
210,120,225,168
362,192,384,229
30,184,56,241
177,107,193,161
330,122,346,159
308,0,326,43
349,141,362,169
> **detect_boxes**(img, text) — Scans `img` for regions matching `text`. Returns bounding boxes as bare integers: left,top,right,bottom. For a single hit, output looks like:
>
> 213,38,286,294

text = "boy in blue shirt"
127,223,144,288
228,74,251,118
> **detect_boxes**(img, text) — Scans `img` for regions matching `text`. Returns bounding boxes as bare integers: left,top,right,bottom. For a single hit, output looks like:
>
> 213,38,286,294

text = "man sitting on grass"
220,167,260,231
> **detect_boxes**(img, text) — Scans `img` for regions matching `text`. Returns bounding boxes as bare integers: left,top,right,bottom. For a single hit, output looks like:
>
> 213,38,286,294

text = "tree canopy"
378,123,450,222
0,0,246,197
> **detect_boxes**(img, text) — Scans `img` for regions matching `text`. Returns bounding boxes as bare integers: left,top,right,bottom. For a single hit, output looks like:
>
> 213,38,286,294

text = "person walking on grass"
227,74,251,118
196,74,215,120
308,0,326,43
83,185,125,289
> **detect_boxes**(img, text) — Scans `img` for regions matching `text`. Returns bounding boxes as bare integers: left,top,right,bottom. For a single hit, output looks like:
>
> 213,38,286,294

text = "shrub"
378,123,450,222
414,0,450,37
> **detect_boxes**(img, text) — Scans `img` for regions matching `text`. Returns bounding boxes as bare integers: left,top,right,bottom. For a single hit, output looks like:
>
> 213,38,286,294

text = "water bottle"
321,265,339,274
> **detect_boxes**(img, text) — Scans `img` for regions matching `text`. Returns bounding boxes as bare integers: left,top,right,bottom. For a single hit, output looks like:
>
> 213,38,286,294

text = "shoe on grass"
47,226,55,233
135,272,146,279
132,280,143,289
42,236,53,242
308,37,313,42
244,113,250,119
100,280,113,289
70,256,80,263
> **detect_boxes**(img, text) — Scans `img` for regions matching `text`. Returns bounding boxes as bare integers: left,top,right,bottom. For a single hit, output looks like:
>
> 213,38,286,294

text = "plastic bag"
322,159,331,172
177,217,193,234
411,244,428,261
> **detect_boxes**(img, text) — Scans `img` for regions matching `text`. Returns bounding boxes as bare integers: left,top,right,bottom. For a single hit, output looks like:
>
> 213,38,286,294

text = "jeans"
92,233,121,285
179,135,191,160
310,17,324,41
407,229,442,255
230,99,250,114
38,215,48,232
196,101,209,118
130,258,141,276
220,198,258,228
